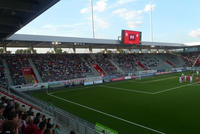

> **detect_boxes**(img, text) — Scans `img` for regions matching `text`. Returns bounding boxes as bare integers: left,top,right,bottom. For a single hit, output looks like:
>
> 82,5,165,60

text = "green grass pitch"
32,72,200,134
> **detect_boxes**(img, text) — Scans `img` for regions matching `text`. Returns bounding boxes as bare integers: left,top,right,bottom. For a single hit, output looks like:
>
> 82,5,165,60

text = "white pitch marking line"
141,76,178,83
153,83,198,94
48,94,166,134
100,85,154,95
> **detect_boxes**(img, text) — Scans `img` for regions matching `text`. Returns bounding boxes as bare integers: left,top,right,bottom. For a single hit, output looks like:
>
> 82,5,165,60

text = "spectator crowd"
181,52,200,67
0,95,61,134
0,53,196,86
0,60,7,88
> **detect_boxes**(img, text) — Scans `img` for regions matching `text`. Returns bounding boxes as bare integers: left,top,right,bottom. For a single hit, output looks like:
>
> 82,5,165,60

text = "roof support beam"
0,16,22,26
0,26,16,33
0,0,39,13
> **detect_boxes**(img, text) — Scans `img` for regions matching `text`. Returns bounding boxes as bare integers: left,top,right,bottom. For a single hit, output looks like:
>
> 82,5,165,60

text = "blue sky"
16,0,200,44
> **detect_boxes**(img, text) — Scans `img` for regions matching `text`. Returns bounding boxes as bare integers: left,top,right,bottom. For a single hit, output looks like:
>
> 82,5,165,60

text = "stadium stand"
0,89,61,134
32,54,92,82
0,60,7,88
93,54,119,75
3,55,31,86
112,54,138,73
181,52,200,67
0,53,189,86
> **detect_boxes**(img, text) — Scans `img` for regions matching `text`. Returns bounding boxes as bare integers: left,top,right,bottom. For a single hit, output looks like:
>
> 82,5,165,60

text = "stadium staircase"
169,53,186,68
90,54,107,76
80,57,99,77
2,59,14,86
28,58,43,83
176,56,186,67
108,59,125,74
92,64,105,76
192,54,200,66
137,61,147,70
156,55,174,69
165,60,176,68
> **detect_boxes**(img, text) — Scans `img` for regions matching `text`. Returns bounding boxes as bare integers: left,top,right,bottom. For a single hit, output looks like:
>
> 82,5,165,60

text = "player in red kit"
196,77,199,83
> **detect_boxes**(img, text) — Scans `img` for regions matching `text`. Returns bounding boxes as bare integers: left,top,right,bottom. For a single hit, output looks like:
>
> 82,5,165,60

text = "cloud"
80,0,107,14
109,0,137,8
127,21,142,29
112,8,143,28
94,0,107,12
80,8,89,14
94,16,110,29
117,0,136,5
113,8,143,20
189,29,200,38
144,3,156,12
112,3,156,29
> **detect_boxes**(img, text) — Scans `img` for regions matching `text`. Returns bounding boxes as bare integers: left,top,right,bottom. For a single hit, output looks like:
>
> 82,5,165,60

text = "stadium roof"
3,34,188,49
0,0,60,41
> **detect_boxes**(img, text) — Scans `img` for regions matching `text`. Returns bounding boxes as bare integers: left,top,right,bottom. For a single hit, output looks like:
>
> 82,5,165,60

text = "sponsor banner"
186,67,192,70
176,69,182,72
156,71,173,75
182,69,187,72
22,67,34,75
139,70,157,75
140,73,155,78
13,78,86,91
125,76,131,80
112,77,125,82
84,81,93,86
131,76,137,79
94,80,103,84
157,69,166,72
96,123,118,134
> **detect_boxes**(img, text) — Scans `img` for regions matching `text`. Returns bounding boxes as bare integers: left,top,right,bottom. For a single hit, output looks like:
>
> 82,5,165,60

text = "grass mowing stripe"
48,93,166,134
100,85,154,94
49,86,94,95
153,82,198,94
141,76,177,83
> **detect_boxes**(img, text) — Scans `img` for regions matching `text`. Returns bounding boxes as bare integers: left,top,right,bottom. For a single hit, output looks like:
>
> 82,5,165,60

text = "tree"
0,48,3,54
0,48,11,54
54,48,63,54
98,50,113,54
15,48,37,54
116,49,126,53
15,49,24,54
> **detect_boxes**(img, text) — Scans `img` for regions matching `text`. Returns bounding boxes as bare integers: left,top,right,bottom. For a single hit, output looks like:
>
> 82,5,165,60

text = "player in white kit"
190,75,193,83
179,77,182,83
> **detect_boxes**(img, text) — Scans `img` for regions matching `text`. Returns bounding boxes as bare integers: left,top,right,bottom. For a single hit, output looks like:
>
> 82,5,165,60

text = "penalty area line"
48,94,166,134
141,76,178,84
153,83,198,94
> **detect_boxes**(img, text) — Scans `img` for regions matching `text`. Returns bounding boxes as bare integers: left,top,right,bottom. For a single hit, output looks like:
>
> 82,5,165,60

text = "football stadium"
1,0,200,134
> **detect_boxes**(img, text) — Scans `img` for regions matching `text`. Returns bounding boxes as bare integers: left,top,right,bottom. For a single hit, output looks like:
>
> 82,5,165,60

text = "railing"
9,88,98,134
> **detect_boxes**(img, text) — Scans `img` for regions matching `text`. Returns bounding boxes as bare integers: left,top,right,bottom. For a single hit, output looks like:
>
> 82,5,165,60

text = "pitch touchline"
48,94,166,134
153,83,198,94
100,85,154,94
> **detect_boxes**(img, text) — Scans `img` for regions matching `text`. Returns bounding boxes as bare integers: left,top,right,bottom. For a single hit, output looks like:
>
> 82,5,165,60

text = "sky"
16,0,200,45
